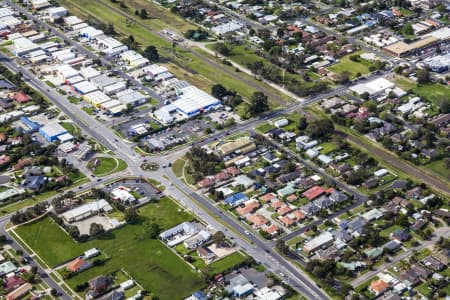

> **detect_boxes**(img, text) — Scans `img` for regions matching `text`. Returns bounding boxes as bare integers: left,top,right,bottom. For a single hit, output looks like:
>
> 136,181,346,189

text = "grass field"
394,77,450,104
426,159,450,179
328,51,371,79
90,157,127,176
14,197,203,300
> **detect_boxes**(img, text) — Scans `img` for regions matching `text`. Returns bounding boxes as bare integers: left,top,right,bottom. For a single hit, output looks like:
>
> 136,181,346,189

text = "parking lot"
103,178,161,201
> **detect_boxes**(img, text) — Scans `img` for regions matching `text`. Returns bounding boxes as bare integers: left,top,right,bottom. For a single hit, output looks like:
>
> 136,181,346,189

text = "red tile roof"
302,186,325,200
12,92,31,103
197,177,215,188
67,257,85,272
259,193,276,203
279,216,295,227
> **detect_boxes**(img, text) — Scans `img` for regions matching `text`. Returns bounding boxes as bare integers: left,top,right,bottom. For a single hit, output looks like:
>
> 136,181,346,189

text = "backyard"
13,197,203,300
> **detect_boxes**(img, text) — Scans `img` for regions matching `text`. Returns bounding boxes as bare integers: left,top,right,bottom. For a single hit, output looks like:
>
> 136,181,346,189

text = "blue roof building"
224,192,248,207
20,116,41,133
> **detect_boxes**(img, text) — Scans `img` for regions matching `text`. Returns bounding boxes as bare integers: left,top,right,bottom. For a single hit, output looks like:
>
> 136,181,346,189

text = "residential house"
362,208,384,222
303,232,334,254
406,187,422,199
383,240,401,252
399,269,421,286
369,279,389,295
300,202,320,215
197,246,216,264
6,283,33,300
22,175,45,191
197,177,215,189
87,276,112,299
66,257,91,273
279,216,295,227
263,224,281,237
392,196,409,208
363,177,379,189
236,199,260,216
411,264,432,279
259,193,277,204
4,276,25,293
247,214,269,229
224,192,248,207
99,291,124,300
392,229,410,242
421,256,445,272
364,247,383,260
302,186,325,201
278,205,294,216
347,216,367,235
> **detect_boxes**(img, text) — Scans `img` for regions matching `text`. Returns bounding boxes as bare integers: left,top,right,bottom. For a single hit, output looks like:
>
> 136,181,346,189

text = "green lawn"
426,159,450,180
395,77,450,105
208,251,248,275
82,106,94,115
328,51,371,79
89,157,127,176
171,158,186,178
320,141,337,154
59,122,80,136
14,197,203,300
380,225,404,238
255,123,275,134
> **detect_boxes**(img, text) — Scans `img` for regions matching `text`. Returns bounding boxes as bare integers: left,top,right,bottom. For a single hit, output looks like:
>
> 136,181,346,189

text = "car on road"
244,230,250,235
279,272,285,277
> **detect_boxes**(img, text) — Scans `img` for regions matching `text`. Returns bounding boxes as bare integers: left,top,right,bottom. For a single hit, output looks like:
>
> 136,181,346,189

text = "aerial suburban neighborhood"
0,0,447,299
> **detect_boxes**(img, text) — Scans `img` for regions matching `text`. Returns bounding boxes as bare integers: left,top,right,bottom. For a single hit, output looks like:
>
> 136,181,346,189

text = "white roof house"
303,231,334,253
61,199,113,223
212,20,243,36
84,248,100,259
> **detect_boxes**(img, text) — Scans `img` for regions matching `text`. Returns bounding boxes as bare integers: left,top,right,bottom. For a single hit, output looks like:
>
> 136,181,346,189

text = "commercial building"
47,7,68,20
55,64,79,82
73,80,98,95
83,91,111,107
39,123,68,142
170,85,221,118
103,81,127,96
111,186,136,204
30,0,51,10
90,74,122,91
423,53,450,73
159,221,204,247
12,37,40,57
350,77,395,97
97,36,128,57
79,66,101,80
116,89,147,106
212,20,244,36
303,231,334,254
64,15,83,28
383,35,440,57
61,199,113,223
79,26,104,40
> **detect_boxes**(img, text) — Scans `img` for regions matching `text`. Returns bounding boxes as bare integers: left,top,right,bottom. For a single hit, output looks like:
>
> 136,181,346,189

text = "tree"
50,289,58,296
214,43,231,56
396,214,409,227
297,116,308,130
436,96,450,113
417,68,430,84
276,240,289,255
402,23,414,36
143,45,159,61
139,9,148,19
124,207,139,224
211,84,227,99
212,231,226,246
145,222,161,239
89,223,105,236
247,92,269,116
305,119,334,139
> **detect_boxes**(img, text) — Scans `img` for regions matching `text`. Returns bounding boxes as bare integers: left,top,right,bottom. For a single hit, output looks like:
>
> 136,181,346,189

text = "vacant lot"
14,197,203,300
394,77,450,105
328,51,371,78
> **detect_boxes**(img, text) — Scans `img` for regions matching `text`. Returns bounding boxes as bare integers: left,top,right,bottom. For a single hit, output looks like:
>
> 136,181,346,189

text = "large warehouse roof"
73,80,98,94
349,78,394,96
171,86,221,117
